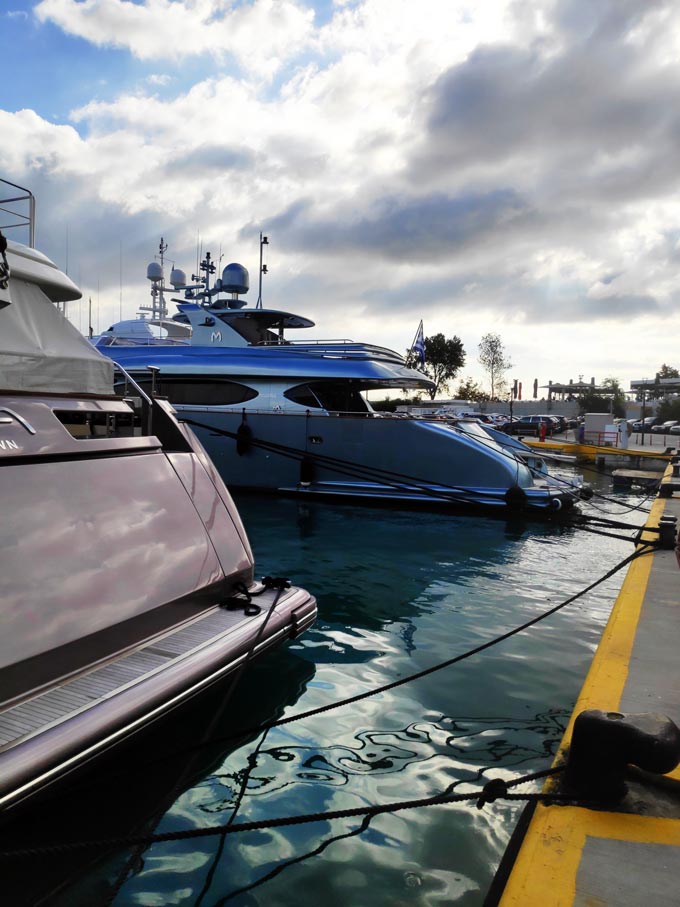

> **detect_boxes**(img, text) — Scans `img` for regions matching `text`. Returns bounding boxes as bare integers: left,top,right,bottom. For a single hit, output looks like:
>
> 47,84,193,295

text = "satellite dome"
221,263,249,295
146,261,163,282
170,267,187,288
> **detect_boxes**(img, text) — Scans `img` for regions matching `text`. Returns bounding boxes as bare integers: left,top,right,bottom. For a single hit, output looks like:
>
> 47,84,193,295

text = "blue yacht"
95,241,579,514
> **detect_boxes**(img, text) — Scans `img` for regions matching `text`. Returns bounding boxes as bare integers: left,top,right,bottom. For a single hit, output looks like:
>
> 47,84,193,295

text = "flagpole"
407,320,423,366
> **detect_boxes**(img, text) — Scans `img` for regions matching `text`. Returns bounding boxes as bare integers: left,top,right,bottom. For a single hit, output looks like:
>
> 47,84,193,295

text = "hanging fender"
236,412,253,456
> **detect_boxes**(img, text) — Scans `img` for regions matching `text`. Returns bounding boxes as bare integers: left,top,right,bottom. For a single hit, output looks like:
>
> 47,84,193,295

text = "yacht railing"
112,361,156,434
0,178,35,248
261,340,409,365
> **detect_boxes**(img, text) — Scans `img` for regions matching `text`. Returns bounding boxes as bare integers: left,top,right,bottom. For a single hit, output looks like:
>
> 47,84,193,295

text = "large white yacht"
95,239,580,515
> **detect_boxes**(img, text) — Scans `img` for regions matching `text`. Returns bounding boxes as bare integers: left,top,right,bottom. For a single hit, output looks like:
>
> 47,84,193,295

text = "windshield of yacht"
284,381,372,413
214,312,280,345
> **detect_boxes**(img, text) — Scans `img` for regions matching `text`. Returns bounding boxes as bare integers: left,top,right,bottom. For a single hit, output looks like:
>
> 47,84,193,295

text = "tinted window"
118,379,258,406
284,385,324,409
284,382,370,413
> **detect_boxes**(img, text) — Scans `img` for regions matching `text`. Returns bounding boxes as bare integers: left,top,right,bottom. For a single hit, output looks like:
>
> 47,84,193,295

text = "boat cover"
0,277,113,395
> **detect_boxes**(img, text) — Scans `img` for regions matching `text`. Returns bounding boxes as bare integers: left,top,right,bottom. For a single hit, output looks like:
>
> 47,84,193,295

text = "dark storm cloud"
260,188,532,261
413,0,680,192
356,266,659,325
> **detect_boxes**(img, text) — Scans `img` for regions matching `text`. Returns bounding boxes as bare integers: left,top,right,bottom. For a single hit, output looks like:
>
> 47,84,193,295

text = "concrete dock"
488,471,680,906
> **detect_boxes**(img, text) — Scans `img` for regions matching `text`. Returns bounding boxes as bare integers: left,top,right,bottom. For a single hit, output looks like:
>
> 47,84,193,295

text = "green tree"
419,333,466,400
578,376,626,417
646,364,680,399
455,376,489,403
478,333,513,399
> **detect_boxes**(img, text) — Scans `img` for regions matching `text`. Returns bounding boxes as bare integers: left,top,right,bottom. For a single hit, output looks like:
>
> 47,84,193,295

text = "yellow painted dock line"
524,439,673,461
494,488,680,907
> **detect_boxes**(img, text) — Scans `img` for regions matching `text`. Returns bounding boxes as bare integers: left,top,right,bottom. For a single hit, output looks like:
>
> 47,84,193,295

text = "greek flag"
412,320,425,367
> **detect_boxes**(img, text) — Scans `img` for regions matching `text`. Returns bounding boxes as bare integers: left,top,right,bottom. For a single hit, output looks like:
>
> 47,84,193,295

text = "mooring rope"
179,416,565,510
59,543,657,794
2,765,598,859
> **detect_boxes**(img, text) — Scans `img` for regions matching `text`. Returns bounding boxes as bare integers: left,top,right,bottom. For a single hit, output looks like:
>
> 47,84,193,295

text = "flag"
411,320,425,367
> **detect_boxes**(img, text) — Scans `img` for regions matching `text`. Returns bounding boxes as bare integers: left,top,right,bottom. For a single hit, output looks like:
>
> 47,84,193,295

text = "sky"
2,0,680,398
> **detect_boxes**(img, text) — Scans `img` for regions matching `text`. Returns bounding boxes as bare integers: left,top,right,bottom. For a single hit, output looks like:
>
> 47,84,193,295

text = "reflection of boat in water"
0,182,316,816
3,647,317,906
95,239,579,515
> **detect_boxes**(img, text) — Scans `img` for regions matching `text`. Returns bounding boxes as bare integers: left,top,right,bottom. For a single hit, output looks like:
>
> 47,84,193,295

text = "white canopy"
0,242,114,395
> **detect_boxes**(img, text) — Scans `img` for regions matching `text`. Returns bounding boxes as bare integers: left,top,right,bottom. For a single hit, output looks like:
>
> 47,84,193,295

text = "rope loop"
220,581,261,616
475,777,508,809
0,231,10,291
261,576,291,591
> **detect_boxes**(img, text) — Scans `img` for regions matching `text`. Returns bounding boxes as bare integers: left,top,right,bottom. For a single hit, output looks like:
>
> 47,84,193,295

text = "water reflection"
202,710,568,816
3,477,643,906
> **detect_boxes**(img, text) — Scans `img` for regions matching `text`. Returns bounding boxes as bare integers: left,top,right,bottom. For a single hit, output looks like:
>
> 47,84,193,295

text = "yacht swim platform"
486,471,680,906
0,584,315,813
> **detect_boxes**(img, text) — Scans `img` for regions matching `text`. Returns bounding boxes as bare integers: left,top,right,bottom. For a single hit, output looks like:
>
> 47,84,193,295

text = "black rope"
0,766,585,859
457,421,669,517
179,417,560,508
574,524,641,544
60,544,657,793
212,763,565,904
102,576,291,906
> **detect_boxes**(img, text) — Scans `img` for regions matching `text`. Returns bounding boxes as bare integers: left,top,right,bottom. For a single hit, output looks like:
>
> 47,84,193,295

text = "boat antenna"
256,232,268,309
119,239,123,321
190,250,216,306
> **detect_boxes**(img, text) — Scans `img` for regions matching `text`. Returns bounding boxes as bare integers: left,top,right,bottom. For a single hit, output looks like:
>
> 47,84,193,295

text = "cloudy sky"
2,0,680,397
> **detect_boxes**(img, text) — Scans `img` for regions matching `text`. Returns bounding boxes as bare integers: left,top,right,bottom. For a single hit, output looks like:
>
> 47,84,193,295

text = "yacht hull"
0,392,316,813
176,408,576,513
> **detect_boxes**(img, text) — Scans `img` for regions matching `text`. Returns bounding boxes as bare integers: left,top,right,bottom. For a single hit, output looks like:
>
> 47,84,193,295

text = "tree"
578,376,626,417
455,377,489,403
646,363,680,400
419,333,465,400
478,333,513,399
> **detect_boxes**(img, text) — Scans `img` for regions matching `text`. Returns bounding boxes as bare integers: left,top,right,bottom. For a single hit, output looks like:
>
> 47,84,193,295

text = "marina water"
7,469,648,906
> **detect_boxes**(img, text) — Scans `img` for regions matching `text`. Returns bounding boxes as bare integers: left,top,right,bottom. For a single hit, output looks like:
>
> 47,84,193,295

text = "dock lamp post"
641,390,646,448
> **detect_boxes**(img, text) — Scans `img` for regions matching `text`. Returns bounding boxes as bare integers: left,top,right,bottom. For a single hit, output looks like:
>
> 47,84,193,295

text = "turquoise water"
7,472,649,906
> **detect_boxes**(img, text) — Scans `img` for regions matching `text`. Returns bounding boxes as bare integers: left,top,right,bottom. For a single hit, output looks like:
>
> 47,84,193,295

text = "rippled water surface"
6,468,652,906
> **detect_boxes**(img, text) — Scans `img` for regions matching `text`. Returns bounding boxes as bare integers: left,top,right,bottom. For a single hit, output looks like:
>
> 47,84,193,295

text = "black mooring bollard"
564,710,680,802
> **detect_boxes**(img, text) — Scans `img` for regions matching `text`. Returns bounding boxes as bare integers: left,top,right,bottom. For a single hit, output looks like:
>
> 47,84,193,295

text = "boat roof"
201,305,315,331
106,343,435,389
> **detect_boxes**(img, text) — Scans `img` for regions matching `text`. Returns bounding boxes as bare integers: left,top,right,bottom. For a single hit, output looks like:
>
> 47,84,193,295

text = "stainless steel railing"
0,178,35,247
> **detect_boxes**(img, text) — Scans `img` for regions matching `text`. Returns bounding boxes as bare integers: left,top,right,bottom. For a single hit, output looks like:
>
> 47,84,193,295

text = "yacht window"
284,382,370,413
284,385,324,409
117,379,258,406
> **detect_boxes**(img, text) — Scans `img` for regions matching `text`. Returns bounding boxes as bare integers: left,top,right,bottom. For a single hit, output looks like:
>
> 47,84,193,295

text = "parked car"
503,415,553,436
632,416,663,432
456,412,493,423
651,420,678,433
669,423,680,435
546,415,568,433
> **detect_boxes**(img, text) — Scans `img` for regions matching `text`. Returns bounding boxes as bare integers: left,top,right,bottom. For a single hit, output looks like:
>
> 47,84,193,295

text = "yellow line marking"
500,807,680,907
499,495,675,905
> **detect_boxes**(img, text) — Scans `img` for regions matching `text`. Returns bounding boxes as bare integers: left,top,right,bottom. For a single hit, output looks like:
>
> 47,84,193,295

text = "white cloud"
8,0,680,387
147,73,171,86
34,0,315,76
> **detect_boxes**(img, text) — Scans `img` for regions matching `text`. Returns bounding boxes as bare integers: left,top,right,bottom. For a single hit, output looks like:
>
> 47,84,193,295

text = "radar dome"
146,261,163,282
221,263,249,295
170,267,187,288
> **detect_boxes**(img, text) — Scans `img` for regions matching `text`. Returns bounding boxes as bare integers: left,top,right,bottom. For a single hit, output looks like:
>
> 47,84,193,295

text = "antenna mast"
256,232,268,309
